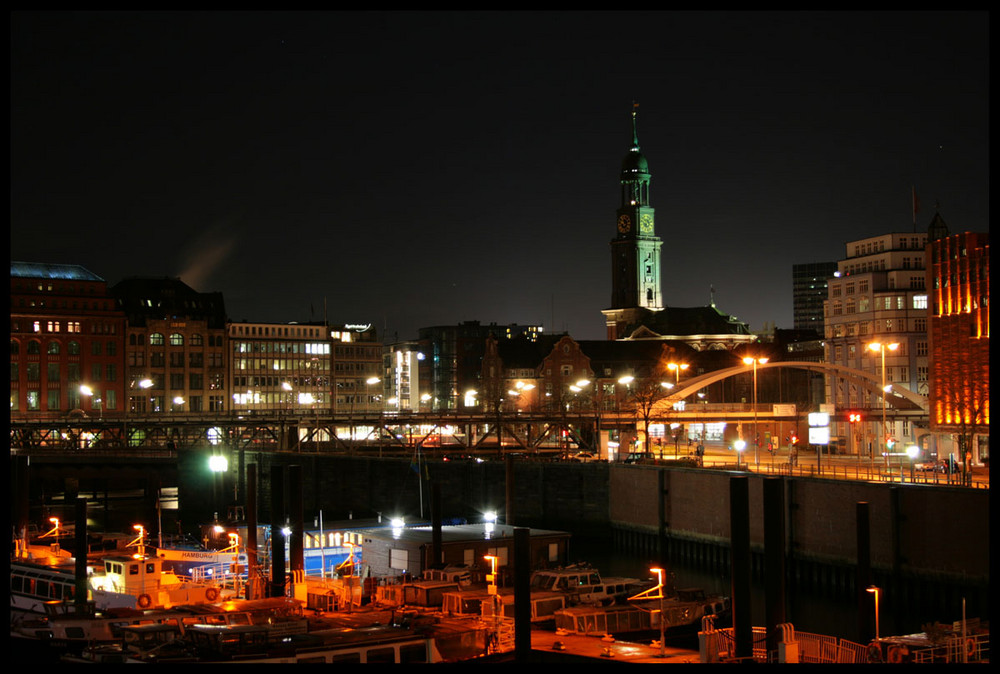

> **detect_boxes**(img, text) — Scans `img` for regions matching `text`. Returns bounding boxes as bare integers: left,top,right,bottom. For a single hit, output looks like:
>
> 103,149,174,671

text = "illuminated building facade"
601,107,754,350
10,262,126,418
823,230,930,455
383,340,426,413
228,321,330,414
418,321,544,411
603,104,662,340
927,231,989,463
113,277,228,415
330,324,383,414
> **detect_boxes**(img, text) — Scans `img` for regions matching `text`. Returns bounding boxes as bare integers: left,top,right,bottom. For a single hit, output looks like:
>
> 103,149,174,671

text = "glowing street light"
868,342,899,467
79,384,103,420
867,585,881,641
742,357,769,466
667,362,689,389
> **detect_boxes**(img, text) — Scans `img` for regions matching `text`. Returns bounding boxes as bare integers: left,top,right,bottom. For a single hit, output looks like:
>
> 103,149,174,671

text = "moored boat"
529,562,650,607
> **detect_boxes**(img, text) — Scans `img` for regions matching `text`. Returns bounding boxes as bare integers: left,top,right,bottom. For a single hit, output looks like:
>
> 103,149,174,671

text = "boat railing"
908,632,989,663
705,626,868,663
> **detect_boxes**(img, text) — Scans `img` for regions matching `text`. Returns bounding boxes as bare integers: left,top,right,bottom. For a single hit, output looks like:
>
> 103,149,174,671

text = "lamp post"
79,384,103,420
867,342,899,469
667,362,688,390
866,585,881,641
742,357,768,467
618,375,634,460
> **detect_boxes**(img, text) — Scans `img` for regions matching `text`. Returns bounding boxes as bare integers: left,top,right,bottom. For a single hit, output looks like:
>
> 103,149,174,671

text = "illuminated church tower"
603,105,664,339
601,106,753,348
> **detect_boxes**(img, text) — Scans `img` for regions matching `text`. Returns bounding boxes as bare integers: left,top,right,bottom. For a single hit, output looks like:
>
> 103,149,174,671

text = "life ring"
136,594,152,609
965,637,976,659
887,646,908,663
205,587,219,602
867,643,882,663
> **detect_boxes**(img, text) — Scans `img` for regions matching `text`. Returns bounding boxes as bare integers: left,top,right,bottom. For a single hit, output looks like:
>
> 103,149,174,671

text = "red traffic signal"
848,412,864,423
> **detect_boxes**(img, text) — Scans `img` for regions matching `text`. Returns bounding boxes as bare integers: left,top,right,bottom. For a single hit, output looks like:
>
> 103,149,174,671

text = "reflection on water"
568,535,982,643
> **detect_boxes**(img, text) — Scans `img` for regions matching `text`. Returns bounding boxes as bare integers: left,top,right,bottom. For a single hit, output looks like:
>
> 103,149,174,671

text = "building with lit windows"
823,228,933,455
228,321,331,414
330,324,384,414
10,262,126,418
112,277,227,415
418,321,545,411
383,341,427,413
927,230,989,464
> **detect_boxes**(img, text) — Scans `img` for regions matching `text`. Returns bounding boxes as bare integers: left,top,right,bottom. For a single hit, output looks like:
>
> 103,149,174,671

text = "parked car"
915,460,947,473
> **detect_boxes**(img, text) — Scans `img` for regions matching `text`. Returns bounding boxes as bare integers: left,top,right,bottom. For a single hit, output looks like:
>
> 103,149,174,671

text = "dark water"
568,536,984,644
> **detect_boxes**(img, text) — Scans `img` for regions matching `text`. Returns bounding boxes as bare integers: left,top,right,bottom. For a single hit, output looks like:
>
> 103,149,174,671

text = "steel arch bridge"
656,360,928,413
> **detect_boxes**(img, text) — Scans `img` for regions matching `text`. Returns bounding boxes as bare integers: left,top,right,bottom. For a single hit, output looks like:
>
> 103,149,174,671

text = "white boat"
553,587,731,638
529,562,650,606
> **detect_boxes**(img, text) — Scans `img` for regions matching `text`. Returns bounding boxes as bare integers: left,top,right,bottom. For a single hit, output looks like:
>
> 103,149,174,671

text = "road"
646,440,988,488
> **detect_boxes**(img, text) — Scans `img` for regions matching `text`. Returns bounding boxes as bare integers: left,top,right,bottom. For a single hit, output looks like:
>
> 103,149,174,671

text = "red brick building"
10,262,126,418
927,231,989,463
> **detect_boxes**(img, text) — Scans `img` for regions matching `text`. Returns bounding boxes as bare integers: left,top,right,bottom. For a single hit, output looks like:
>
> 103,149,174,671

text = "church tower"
603,105,663,339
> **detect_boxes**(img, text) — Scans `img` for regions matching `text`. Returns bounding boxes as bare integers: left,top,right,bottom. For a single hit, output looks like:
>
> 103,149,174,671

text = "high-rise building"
10,262,126,417
927,230,989,464
792,261,838,332
823,229,931,455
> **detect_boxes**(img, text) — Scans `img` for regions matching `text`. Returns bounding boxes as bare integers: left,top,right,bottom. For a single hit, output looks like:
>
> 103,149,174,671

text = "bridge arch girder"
660,360,927,412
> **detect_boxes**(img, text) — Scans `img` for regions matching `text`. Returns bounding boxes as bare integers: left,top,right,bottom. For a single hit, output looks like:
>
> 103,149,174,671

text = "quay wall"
177,451,988,588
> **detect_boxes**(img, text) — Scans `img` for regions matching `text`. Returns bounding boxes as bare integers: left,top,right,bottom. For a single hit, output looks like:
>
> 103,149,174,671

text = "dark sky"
11,11,990,341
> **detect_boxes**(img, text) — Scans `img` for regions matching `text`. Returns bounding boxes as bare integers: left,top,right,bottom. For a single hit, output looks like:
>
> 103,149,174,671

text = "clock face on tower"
617,214,632,234
640,214,654,234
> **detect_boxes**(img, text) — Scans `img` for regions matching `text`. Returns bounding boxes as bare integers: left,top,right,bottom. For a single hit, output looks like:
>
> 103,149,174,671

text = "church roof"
11,261,105,282
619,305,752,340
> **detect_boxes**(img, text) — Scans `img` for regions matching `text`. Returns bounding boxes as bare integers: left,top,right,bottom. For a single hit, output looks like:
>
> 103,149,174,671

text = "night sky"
11,11,990,341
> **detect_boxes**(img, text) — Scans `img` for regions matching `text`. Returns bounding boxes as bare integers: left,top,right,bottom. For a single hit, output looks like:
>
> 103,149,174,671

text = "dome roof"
621,147,649,176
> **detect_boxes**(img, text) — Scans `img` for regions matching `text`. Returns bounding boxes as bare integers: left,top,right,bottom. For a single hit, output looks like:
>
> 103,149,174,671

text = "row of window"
233,342,330,354
827,320,928,339
11,362,117,383
15,389,119,412
133,333,223,347
828,294,928,315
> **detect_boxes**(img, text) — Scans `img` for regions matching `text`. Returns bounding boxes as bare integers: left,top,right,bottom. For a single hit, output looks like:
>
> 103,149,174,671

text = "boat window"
129,564,140,576
65,627,86,639
330,653,361,663
588,574,600,585
146,563,156,574
399,644,428,663
297,656,326,663
366,647,396,663
36,580,49,597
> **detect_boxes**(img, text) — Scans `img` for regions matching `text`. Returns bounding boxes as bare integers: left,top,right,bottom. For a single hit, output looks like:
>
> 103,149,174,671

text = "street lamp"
867,342,899,468
742,357,768,467
906,444,920,483
79,384,103,420
866,585,881,641
667,362,688,390
365,376,380,414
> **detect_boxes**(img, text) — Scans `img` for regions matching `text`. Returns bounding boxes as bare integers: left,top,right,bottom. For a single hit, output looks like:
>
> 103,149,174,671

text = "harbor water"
569,534,985,645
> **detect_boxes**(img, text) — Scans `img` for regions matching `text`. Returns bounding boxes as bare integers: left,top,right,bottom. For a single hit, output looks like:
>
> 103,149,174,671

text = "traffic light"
790,434,798,445
848,412,864,423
